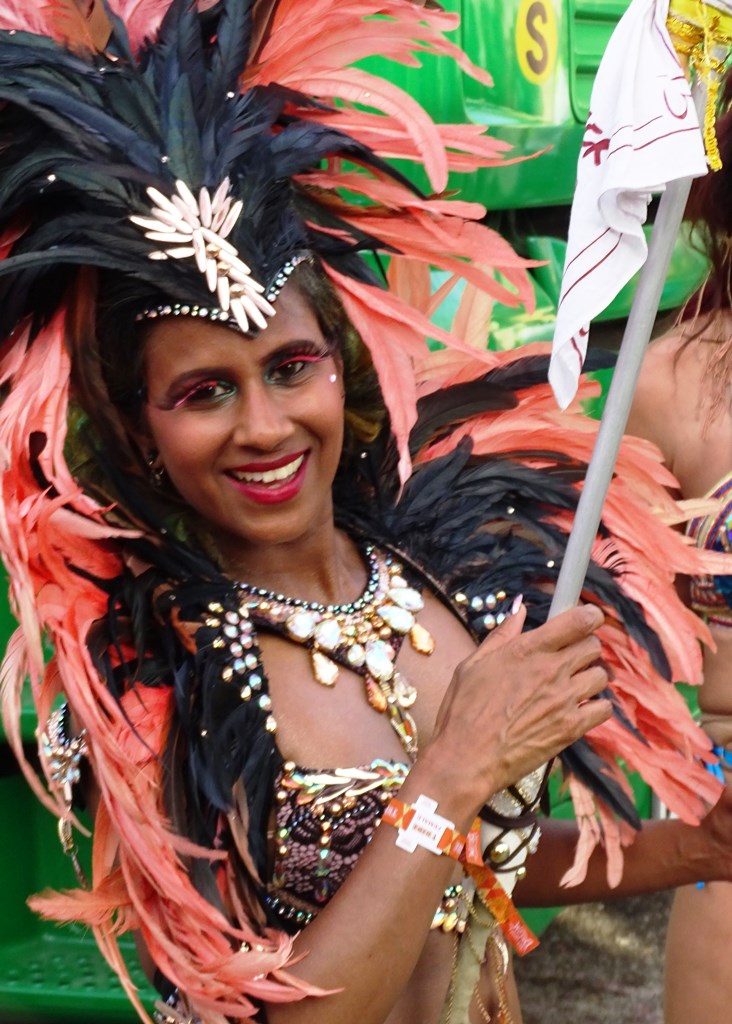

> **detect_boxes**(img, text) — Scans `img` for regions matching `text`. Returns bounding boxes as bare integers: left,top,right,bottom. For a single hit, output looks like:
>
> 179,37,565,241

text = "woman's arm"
515,783,732,908
267,604,610,1024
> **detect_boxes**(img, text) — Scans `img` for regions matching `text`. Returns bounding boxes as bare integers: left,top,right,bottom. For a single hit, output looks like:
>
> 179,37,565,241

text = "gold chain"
442,912,516,1024
443,929,461,1024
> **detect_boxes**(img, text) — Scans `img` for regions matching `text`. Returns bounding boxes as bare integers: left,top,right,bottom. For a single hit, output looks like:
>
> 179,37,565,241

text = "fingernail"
582,604,603,626
511,593,524,615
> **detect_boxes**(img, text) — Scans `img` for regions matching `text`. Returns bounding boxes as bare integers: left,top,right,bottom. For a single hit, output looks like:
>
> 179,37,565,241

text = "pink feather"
253,0,492,91
0,0,101,50
0,1,54,34
107,0,170,53
249,0,501,193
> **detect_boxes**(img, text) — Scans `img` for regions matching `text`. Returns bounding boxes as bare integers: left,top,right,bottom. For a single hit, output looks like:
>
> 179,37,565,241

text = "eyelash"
266,349,329,382
169,346,331,409
171,379,234,409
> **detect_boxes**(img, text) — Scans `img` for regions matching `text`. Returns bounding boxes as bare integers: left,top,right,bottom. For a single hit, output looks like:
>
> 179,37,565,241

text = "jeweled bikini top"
264,759,409,930
686,471,732,627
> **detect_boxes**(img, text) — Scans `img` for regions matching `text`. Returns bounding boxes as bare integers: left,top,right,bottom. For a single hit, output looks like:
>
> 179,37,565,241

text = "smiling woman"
2,3,732,1024
140,286,346,558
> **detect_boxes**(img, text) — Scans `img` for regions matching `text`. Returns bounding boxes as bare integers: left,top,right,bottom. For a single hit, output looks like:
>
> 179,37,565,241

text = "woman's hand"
427,603,612,811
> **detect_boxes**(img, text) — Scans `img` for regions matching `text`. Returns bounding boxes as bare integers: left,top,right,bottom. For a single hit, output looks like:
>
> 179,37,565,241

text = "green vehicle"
0,2,704,1019
415,0,708,347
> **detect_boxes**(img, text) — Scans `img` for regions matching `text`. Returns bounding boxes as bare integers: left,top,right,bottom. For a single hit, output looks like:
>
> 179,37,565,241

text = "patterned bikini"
687,471,732,778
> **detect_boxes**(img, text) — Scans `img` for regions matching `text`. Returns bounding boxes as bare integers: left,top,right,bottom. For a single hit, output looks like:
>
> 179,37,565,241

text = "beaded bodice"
264,759,409,931
238,544,433,757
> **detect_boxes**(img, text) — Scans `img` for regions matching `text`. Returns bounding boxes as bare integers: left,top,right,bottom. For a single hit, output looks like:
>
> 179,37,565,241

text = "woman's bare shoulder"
642,330,709,390
626,332,692,461
628,320,732,489
651,321,732,419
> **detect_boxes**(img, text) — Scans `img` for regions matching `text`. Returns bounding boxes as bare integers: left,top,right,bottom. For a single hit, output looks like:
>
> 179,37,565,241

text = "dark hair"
684,81,732,322
293,260,386,461
65,259,387,548
671,82,732,415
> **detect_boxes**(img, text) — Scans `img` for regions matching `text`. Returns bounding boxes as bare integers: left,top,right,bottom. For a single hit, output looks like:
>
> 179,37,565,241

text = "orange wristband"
382,795,539,956
382,795,472,860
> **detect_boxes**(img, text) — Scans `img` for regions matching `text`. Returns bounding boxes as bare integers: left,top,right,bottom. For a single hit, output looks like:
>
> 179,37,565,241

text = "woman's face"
141,286,345,561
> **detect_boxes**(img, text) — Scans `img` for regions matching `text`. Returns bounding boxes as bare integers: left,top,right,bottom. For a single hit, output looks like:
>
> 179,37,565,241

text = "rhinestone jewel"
378,603,414,633
366,676,388,712
313,617,342,651
365,639,395,682
347,643,366,668
287,609,318,641
393,671,417,708
410,622,435,655
312,651,339,687
388,586,423,612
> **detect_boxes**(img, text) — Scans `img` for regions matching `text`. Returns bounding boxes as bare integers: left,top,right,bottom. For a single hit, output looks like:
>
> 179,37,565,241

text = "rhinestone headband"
134,254,310,331
131,178,282,333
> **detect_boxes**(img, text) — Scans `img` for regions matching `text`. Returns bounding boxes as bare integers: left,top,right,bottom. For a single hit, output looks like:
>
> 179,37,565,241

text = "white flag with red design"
548,0,708,409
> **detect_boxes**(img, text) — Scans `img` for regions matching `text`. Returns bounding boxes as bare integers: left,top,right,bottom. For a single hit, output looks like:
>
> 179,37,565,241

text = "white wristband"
393,795,456,855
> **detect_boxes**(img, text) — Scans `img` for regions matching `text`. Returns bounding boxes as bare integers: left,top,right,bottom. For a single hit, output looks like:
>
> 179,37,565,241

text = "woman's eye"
172,380,235,408
270,358,307,382
268,352,328,384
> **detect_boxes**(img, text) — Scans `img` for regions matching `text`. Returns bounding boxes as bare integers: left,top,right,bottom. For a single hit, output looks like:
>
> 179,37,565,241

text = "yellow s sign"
516,0,558,84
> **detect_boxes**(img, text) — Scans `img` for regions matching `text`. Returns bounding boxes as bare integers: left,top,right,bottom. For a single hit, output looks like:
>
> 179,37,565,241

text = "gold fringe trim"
667,0,732,170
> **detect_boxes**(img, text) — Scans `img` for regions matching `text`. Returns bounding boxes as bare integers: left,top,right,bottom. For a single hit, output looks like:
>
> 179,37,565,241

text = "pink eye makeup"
272,351,327,370
154,378,235,411
147,340,334,411
265,343,332,383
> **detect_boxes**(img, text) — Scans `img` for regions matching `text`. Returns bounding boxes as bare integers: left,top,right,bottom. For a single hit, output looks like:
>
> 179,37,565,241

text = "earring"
328,373,338,383
146,450,166,486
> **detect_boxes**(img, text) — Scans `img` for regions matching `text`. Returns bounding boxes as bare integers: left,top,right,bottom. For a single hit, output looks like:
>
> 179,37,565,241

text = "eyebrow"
150,338,330,404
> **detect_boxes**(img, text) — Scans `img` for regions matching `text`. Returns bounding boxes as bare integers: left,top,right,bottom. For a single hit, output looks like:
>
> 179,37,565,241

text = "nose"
233,380,295,451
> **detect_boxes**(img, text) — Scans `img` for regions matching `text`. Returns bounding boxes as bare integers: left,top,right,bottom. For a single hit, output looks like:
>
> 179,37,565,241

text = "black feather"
560,738,641,828
411,379,517,453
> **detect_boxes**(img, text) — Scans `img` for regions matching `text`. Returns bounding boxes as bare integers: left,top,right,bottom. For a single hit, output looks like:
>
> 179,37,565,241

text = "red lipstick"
226,451,308,505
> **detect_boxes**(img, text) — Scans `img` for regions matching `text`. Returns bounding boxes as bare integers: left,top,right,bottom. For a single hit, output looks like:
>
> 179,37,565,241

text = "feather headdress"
0,0,531,481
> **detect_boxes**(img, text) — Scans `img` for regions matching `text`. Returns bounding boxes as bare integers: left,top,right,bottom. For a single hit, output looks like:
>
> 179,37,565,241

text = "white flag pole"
548,172,696,616
549,74,708,618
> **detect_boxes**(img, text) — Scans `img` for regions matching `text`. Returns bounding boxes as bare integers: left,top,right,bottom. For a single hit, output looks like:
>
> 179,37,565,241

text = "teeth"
231,454,304,484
